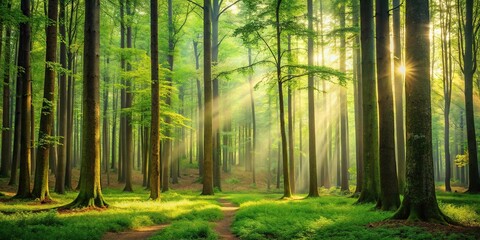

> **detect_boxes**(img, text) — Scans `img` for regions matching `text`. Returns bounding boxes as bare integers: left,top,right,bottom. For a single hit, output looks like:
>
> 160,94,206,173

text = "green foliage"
150,220,218,240
454,153,468,167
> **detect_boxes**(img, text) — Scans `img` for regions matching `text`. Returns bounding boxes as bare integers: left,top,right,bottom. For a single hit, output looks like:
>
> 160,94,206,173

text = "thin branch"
186,0,203,10
256,30,278,65
218,0,240,18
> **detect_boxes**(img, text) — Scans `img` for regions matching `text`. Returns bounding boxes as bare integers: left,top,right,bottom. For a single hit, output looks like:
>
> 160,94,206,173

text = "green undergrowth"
229,192,480,240
149,220,218,240
0,188,222,240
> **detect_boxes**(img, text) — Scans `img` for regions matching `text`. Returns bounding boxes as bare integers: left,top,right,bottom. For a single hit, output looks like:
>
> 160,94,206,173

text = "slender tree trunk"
247,48,256,184
123,0,133,192
276,0,292,198
462,0,480,193
376,0,400,210
202,0,214,195
287,36,295,194
55,0,68,194
0,15,12,178
15,0,32,199
307,0,319,197
212,0,221,191
352,0,363,195
149,0,160,200
33,0,58,201
393,0,406,195
339,2,349,193
357,0,379,204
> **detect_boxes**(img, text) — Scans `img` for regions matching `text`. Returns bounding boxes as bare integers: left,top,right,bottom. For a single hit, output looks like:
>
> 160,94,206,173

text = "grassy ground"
224,192,480,240
1,167,479,240
0,188,222,240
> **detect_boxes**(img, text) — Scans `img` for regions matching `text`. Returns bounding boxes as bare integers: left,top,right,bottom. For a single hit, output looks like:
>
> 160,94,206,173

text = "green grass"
0,188,222,240
229,192,480,240
149,220,218,240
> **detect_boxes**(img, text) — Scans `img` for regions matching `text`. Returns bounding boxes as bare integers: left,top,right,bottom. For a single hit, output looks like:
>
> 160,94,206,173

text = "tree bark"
149,0,161,200
64,0,107,208
392,0,406,195
0,12,12,178
33,0,58,201
15,0,32,199
392,0,450,223
202,0,214,196
357,0,379,204
376,0,400,210
307,0,319,198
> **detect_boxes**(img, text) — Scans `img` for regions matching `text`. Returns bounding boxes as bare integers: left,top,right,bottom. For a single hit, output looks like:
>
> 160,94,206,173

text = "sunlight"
398,65,406,75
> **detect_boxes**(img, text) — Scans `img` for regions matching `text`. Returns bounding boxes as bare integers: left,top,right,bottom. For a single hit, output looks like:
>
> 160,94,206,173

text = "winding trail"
215,199,239,240
102,224,170,240
101,198,239,240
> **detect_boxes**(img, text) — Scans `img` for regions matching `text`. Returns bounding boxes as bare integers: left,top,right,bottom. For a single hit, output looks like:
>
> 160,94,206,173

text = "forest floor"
0,163,479,239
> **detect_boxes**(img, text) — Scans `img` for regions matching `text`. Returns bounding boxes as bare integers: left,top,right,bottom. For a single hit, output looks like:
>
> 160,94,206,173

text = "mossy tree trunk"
392,0,450,223
33,0,58,201
357,0,379,204
64,0,107,209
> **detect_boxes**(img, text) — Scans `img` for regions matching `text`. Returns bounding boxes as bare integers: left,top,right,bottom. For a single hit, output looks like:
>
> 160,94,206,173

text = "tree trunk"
392,0,406,195
307,0,319,198
462,0,480,193
202,0,214,195
212,0,221,192
352,0,363,195
64,0,107,208
33,0,58,201
247,48,256,184
392,0,450,223
376,0,400,210
339,1,349,193
287,36,295,194
123,0,133,192
55,0,68,194
0,17,12,178
15,0,32,199
149,0,160,200
276,0,291,199
357,0,379,204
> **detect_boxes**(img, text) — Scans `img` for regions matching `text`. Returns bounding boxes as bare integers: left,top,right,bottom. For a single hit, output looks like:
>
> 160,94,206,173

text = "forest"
0,0,480,239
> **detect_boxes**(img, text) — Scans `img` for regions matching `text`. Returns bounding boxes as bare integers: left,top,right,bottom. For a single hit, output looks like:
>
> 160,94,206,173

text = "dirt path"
215,199,239,240
102,198,239,240
102,224,170,240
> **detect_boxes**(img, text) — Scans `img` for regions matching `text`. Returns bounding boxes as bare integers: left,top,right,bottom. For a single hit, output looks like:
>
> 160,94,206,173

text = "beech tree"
64,0,108,208
392,0,450,223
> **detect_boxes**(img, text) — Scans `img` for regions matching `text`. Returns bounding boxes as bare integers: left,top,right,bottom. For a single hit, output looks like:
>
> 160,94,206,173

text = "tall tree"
460,0,480,193
392,0,405,195
440,0,453,192
376,0,399,210
339,0,349,193
0,0,12,178
32,0,59,201
392,0,450,222
202,0,214,196
357,0,379,204
55,0,68,194
352,0,363,195
64,0,108,208
149,0,161,200
15,0,33,199
307,0,319,198
123,0,133,193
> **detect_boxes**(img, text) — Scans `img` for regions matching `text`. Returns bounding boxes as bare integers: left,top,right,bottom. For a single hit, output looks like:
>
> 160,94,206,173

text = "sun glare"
399,65,406,75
